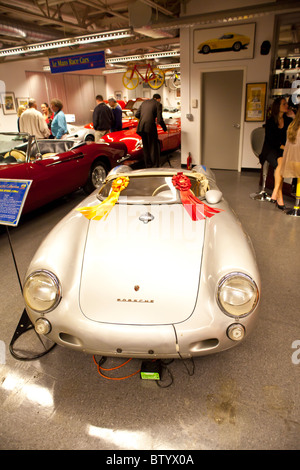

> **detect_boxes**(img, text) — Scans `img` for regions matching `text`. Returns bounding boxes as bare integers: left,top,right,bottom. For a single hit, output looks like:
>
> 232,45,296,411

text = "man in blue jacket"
108,97,122,132
50,98,68,139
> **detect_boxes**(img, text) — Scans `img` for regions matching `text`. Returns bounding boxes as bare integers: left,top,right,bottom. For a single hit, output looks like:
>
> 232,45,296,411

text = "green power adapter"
140,360,162,380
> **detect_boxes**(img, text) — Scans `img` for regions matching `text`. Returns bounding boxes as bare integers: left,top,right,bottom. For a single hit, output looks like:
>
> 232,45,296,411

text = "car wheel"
83,161,108,193
232,42,242,51
202,45,210,54
85,134,95,142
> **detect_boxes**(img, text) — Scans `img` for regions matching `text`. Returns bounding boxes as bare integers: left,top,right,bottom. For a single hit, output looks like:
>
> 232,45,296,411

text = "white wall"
180,13,275,168
0,60,33,132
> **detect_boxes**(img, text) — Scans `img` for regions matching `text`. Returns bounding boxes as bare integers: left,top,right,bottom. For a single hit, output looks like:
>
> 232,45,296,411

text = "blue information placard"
0,179,32,227
49,51,105,74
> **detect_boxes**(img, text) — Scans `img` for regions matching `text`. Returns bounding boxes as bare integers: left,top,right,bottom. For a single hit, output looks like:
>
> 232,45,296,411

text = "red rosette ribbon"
172,172,223,221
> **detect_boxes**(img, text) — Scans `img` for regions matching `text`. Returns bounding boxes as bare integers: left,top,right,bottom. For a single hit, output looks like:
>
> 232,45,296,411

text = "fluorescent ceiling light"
106,50,180,64
103,68,127,74
0,29,133,57
158,63,180,69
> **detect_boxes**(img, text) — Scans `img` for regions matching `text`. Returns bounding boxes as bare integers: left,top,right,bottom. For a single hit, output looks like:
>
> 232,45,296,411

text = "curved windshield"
0,132,78,164
97,175,207,205
0,133,29,164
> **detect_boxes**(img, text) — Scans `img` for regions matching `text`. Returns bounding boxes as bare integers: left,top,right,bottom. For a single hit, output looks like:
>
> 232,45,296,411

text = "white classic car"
67,123,95,142
23,166,260,359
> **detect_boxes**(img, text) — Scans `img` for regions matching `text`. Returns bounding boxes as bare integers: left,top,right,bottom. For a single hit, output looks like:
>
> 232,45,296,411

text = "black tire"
202,45,210,54
85,134,95,142
83,160,108,194
232,42,242,51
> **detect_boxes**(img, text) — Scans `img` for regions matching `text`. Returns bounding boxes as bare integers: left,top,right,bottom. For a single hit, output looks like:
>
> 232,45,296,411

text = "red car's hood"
84,118,138,130
101,125,172,154
101,128,141,154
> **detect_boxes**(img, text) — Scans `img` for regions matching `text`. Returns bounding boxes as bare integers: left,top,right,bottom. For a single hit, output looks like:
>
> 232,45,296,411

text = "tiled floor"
0,153,299,450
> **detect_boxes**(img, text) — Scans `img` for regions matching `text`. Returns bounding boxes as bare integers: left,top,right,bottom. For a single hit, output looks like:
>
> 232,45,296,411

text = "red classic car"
82,114,138,135
76,99,181,143
101,120,181,162
0,132,129,215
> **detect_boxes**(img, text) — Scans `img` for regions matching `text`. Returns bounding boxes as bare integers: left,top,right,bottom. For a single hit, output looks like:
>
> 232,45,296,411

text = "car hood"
79,204,205,325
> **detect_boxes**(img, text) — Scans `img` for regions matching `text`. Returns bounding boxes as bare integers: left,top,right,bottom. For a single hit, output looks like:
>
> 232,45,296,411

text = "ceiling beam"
0,3,87,33
78,0,129,21
149,1,300,30
139,0,176,17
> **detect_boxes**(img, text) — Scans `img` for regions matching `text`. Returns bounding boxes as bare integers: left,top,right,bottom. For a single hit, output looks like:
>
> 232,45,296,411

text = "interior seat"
249,127,271,201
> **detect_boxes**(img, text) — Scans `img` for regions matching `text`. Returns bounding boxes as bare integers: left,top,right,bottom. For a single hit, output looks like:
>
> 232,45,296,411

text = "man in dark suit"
135,94,167,167
93,95,114,142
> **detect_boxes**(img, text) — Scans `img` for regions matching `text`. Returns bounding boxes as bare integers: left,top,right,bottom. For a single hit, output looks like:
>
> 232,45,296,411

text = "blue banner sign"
49,51,105,74
0,179,32,227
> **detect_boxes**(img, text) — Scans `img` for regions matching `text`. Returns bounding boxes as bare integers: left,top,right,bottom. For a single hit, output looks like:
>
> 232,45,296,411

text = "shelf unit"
272,58,300,98
272,87,300,96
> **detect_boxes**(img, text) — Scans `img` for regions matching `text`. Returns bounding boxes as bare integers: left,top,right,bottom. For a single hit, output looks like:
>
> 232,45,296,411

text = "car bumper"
26,302,258,359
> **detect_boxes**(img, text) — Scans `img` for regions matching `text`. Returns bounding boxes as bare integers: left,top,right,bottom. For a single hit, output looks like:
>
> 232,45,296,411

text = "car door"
158,123,180,152
166,122,180,151
26,145,86,210
221,34,234,49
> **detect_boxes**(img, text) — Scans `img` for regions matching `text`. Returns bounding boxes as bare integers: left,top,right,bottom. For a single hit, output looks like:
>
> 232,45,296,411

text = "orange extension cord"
93,355,141,380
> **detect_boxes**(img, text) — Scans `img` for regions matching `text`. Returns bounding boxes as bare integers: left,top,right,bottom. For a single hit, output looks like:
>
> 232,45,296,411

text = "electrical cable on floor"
93,355,141,380
156,362,174,388
178,352,195,376
156,356,195,387
92,355,195,385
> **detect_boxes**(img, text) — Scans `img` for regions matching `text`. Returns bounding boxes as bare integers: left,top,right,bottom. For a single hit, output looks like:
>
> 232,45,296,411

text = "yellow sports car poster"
194,23,255,63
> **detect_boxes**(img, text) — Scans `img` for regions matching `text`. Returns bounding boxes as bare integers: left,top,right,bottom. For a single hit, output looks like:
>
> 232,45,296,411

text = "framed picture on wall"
114,91,122,100
16,97,29,109
193,23,255,63
245,82,267,122
0,92,17,114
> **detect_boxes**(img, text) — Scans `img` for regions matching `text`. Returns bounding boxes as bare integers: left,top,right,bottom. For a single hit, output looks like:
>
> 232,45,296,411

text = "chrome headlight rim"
23,269,62,314
217,271,259,318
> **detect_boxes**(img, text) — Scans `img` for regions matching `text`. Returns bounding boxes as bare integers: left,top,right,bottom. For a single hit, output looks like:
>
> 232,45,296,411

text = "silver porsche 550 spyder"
23,166,260,359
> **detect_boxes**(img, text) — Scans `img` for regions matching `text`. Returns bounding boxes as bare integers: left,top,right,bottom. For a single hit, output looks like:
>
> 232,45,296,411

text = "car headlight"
23,270,61,313
217,272,259,318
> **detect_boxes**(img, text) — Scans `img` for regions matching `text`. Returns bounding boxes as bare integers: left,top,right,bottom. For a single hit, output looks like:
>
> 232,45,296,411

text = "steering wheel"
152,183,197,198
151,184,170,196
4,149,26,161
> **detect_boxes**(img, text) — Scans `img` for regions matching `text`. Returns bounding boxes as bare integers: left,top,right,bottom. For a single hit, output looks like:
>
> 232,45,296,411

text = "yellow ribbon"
76,176,129,220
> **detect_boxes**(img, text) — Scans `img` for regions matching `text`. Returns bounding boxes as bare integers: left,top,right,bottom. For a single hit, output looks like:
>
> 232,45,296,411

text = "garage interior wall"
25,71,106,126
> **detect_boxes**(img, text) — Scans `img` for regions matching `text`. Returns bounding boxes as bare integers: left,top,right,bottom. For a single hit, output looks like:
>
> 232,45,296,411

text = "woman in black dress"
259,97,293,209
